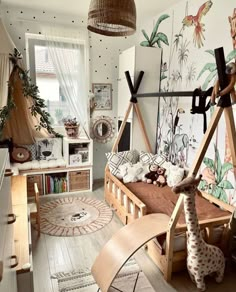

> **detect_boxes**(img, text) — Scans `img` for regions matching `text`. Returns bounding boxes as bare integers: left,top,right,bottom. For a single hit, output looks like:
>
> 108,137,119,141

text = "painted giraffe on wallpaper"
172,175,225,291
182,0,213,48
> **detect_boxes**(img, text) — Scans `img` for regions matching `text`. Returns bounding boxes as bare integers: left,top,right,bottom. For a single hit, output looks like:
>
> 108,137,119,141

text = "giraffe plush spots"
172,175,225,291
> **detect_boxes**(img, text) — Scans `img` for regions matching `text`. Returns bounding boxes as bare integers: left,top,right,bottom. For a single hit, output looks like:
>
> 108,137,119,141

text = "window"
26,35,87,128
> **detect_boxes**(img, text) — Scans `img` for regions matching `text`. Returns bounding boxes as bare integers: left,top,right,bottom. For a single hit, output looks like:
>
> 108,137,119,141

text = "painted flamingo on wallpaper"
182,0,213,48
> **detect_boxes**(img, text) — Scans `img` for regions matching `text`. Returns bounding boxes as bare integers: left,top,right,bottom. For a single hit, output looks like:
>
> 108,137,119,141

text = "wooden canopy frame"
92,47,236,291
111,71,212,154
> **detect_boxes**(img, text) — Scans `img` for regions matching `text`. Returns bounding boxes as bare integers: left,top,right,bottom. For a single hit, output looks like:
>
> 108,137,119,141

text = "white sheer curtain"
42,26,89,137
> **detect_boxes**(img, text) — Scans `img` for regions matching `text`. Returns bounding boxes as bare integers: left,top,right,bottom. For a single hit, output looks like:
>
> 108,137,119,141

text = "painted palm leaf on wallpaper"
199,144,234,203
140,14,170,48
197,49,236,90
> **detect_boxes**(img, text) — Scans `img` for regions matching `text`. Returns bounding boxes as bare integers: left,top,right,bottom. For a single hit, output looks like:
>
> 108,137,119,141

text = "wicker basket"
65,125,79,138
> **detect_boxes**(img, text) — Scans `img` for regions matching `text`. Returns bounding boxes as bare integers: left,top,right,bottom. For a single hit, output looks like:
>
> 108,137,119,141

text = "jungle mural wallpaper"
139,0,236,206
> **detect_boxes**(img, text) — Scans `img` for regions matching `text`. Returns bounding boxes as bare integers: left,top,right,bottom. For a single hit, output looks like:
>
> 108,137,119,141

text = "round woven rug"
39,197,113,236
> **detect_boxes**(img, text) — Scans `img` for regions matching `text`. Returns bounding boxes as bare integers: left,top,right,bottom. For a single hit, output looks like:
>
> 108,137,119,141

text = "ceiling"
1,0,181,23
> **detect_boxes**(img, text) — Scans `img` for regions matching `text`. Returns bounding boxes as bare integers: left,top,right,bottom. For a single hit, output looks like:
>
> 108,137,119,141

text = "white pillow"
105,150,137,177
139,151,166,165
118,162,130,179
36,138,62,161
39,160,49,168
31,160,40,169
118,162,149,183
167,165,185,187
15,161,32,170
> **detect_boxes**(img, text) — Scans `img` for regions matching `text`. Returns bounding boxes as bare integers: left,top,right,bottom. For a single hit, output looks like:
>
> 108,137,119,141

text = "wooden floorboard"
32,181,236,292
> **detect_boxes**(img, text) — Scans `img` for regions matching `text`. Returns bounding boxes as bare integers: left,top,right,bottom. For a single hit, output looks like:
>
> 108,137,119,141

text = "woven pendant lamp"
87,0,136,36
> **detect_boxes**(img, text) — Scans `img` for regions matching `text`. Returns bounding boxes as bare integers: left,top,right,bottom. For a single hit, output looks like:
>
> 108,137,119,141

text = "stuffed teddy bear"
154,167,167,187
142,164,159,184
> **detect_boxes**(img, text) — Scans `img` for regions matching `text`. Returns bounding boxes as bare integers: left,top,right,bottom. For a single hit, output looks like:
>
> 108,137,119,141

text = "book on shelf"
45,175,67,194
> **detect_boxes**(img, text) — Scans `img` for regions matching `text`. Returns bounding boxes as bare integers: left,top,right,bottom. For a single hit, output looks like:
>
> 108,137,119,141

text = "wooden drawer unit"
27,174,43,197
69,170,90,191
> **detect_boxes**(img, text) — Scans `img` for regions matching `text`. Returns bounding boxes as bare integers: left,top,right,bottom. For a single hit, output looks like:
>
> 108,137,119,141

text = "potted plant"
63,117,79,138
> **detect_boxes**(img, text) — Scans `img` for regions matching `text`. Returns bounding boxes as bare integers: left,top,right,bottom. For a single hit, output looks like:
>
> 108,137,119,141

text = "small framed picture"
69,153,82,166
92,83,112,110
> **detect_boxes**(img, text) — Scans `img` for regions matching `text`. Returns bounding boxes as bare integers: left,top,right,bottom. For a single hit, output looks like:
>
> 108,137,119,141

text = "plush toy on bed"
119,162,149,184
142,164,159,184
154,167,167,187
166,164,185,187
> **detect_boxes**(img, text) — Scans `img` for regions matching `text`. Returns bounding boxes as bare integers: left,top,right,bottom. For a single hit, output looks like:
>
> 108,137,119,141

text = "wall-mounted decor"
92,83,112,110
91,115,115,143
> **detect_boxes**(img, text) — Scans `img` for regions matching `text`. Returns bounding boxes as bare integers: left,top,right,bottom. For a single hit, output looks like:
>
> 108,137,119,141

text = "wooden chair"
28,183,41,236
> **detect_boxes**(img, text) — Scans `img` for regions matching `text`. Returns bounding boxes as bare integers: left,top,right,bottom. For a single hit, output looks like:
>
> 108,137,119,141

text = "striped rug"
51,258,155,292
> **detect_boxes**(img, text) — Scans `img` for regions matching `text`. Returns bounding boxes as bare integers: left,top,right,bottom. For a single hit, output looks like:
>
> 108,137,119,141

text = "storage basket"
69,170,90,191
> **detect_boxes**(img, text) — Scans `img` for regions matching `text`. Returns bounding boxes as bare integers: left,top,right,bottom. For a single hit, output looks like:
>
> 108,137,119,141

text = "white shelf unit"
25,166,93,196
23,137,93,196
63,137,93,167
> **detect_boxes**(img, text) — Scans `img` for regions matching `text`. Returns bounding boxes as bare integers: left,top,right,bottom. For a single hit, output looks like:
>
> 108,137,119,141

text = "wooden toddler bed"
104,168,233,281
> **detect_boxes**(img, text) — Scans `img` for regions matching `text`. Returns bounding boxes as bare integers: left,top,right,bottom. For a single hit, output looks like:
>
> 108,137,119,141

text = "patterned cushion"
20,144,37,160
105,150,138,177
139,151,166,166
36,138,62,160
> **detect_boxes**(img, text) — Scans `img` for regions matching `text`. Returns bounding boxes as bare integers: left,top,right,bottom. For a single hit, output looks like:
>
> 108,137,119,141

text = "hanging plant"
0,48,61,138
0,84,15,136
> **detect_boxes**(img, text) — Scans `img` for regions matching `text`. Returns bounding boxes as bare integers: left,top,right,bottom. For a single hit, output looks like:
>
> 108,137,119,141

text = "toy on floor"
172,175,225,291
211,61,236,105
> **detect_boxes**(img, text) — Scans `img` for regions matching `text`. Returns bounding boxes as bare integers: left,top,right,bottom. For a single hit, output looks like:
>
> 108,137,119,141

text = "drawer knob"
10,255,18,268
8,213,16,224
0,261,3,282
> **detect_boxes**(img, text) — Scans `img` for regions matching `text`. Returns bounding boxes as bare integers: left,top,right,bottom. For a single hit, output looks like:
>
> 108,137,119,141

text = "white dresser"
0,149,17,292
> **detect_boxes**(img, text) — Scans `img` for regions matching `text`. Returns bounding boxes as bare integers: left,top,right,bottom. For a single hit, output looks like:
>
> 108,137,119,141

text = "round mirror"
91,116,115,143
96,122,109,137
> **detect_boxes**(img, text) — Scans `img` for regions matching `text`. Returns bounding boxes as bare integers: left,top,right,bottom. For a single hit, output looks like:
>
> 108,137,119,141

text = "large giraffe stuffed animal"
172,175,225,291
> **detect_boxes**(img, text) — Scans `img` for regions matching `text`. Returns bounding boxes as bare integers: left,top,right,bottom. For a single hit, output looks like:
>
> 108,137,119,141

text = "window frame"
25,33,90,130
